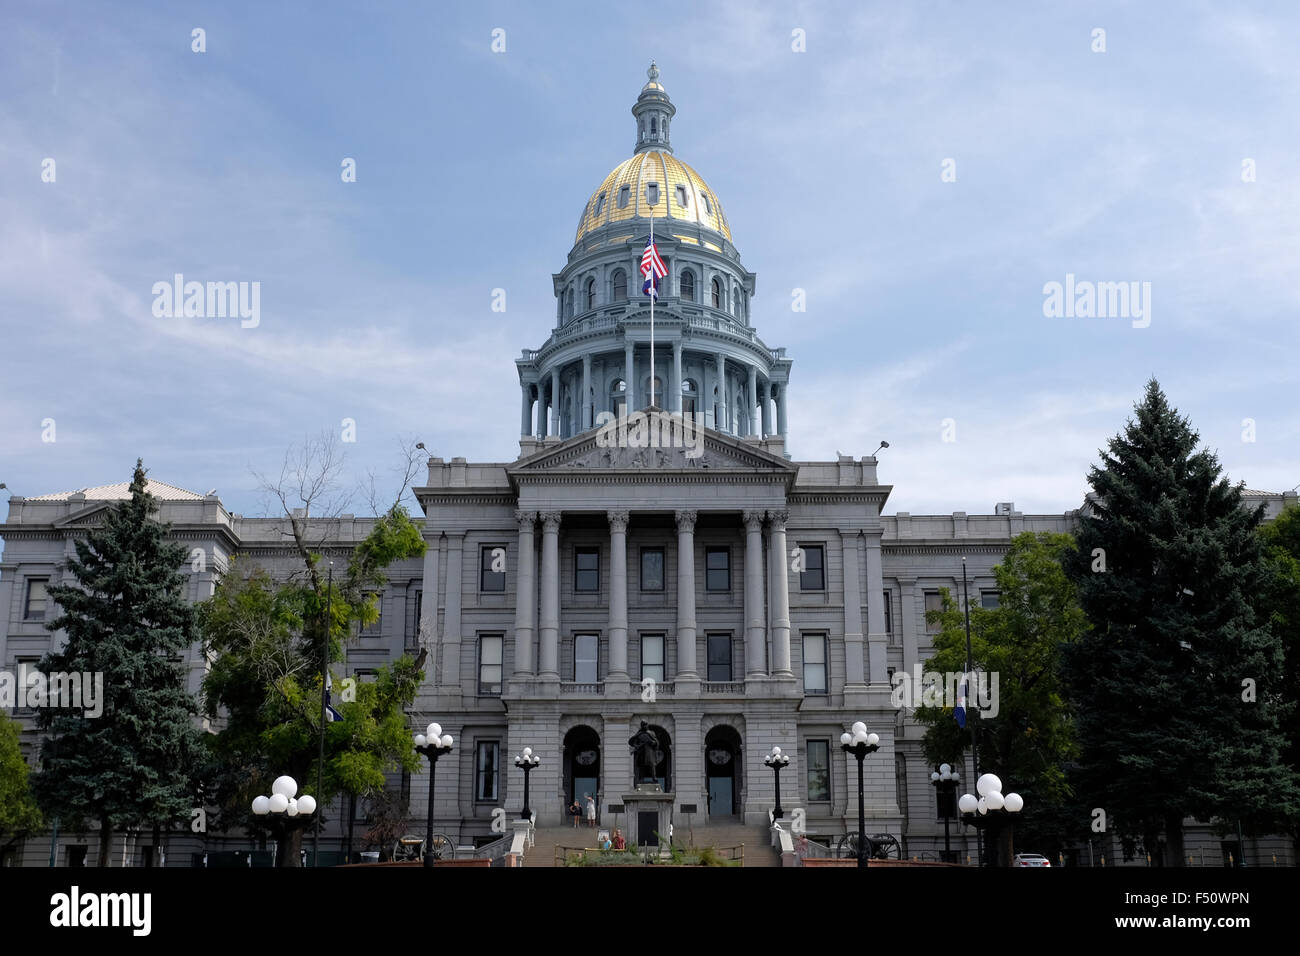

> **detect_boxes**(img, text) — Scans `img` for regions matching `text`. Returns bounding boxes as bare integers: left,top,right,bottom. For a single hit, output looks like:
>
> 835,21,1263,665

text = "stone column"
675,510,698,680
841,530,866,691
520,384,532,437
776,385,788,440
512,512,537,677
715,353,728,433
581,354,592,432
624,336,636,412
419,532,441,662
899,577,919,679
537,381,547,439
550,367,561,437
672,341,683,413
442,534,464,689
767,510,792,677
760,380,772,436
864,533,888,685
743,510,767,678
607,510,629,683
538,512,562,680
746,366,758,437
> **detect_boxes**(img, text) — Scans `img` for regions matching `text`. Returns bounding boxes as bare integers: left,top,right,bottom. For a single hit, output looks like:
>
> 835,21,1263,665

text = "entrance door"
705,726,741,816
564,726,601,822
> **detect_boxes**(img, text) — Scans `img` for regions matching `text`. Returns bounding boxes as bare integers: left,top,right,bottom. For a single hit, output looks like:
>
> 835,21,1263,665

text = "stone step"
522,823,781,867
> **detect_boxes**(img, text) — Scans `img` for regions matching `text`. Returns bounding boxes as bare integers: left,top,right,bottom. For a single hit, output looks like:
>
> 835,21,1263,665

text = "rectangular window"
478,635,503,696
24,579,48,621
803,634,827,695
705,547,730,592
882,590,892,634
640,634,664,683
410,590,423,649
476,741,500,802
807,740,830,801
575,548,600,592
13,658,39,715
574,633,599,683
799,545,825,591
675,184,688,208
706,633,732,682
924,591,944,633
640,547,664,592
980,590,1001,610
481,546,506,592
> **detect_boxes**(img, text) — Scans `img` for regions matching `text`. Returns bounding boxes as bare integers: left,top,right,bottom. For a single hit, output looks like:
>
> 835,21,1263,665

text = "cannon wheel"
426,832,455,861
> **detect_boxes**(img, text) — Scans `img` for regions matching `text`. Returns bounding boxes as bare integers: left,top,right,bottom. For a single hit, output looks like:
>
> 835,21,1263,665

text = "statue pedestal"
622,786,674,849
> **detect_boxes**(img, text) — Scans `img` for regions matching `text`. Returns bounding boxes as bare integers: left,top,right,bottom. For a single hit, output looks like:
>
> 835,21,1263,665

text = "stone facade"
2,65,1296,868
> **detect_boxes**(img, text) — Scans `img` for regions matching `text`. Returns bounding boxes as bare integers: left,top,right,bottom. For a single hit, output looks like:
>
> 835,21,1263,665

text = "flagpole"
649,210,655,409
962,556,981,868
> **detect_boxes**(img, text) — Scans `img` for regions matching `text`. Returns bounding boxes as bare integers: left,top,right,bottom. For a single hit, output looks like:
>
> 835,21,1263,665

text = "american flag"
641,234,667,298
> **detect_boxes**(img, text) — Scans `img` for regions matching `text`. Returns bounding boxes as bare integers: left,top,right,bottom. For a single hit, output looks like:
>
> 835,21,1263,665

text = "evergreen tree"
1063,380,1295,865
1259,504,1300,840
32,460,203,866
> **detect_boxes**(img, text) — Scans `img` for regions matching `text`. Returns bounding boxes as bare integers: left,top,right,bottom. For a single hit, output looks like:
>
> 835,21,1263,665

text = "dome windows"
711,277,722,309
586,278,597,311
611,269,627,303
680,269,696,302
646,182,660,206
675,185,689,208
618,186,631,209
594,192,606,217
702,193,713,215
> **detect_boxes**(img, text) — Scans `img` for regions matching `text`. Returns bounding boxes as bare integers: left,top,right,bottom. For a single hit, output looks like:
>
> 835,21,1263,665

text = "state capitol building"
2,65,1292,867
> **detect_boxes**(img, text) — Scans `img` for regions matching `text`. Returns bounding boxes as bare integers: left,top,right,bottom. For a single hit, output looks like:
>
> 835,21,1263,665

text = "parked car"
1014,853,1052,867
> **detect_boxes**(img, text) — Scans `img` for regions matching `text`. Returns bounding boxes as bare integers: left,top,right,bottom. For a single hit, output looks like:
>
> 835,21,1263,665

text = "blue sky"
2,0,1297,517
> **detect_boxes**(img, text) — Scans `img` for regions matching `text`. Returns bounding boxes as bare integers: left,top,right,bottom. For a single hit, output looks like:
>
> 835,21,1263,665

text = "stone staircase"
522,819,781,867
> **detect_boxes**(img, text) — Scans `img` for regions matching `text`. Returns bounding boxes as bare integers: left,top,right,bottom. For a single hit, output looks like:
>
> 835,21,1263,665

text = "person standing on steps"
585,793,596,828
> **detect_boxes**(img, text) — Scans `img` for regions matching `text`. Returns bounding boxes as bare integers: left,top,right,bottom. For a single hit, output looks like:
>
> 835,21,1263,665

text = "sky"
2,0,1297,518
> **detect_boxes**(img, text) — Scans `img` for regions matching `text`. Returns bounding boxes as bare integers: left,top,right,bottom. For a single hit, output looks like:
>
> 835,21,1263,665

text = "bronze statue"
628,721,659,784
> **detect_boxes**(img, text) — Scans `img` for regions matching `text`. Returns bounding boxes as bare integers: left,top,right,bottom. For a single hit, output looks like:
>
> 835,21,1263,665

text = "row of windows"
571,271,735,315
474,633,831,694
591,183,715,218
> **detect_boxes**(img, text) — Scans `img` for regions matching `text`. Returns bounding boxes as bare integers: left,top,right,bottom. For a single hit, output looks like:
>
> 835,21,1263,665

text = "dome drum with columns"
518,64,792,447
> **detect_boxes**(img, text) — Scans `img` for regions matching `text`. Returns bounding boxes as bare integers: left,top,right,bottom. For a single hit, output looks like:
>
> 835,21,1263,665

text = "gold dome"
575,150,732,245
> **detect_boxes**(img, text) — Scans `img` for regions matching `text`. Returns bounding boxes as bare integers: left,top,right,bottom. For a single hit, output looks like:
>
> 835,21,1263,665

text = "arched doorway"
705,725,742,817
563,726,601,816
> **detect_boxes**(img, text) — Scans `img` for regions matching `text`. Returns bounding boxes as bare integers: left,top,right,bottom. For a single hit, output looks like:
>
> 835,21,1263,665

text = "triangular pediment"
53,503,113,529
510,408,795,478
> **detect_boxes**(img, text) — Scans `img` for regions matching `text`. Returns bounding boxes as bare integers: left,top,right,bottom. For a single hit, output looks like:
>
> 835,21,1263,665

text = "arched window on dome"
618,186,630,208
566,286,574,318
680,269,696,302
713,385,722,433
610,378,627,417
682,379,698,418
586,278,596,311
611,269,627,303
711,277,722,309
650,116,657,136
594,192,606,217
731,285,739,317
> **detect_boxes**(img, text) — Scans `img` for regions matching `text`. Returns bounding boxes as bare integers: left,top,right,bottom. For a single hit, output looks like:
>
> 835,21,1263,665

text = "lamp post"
251,775,318,868
930,763,960,863
839,721,880,868
957,773,1023,867
764,746,790,821
414,722,455,869
515,747,540,820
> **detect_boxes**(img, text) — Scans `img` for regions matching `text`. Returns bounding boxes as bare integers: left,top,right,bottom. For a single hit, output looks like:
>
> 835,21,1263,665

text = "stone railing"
701,681,745,695
559,681,605,695
628,680,675,696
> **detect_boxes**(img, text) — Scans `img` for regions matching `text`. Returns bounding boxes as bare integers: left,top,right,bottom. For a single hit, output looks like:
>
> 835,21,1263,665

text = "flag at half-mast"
641,233,667,298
